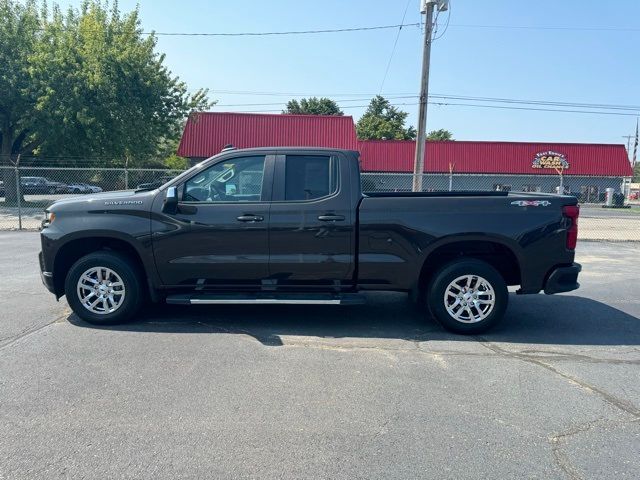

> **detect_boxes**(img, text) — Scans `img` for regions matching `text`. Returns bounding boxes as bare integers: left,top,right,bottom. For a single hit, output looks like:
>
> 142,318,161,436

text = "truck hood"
48,189,157,212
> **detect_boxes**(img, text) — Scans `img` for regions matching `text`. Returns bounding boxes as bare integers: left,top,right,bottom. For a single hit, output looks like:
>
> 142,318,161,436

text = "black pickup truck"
39,147,581,333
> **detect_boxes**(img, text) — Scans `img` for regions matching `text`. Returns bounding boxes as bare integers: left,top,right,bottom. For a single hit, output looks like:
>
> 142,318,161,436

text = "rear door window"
284,155,338,201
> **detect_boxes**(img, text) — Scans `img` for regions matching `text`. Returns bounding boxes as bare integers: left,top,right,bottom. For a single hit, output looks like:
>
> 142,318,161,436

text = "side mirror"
162,186,179,214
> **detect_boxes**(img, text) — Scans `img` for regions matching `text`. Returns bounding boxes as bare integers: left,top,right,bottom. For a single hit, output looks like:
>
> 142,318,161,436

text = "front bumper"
544,263,581,294
39,251,56,294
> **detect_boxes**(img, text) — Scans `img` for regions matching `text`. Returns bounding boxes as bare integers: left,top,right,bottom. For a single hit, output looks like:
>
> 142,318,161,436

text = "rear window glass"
284,155,338,201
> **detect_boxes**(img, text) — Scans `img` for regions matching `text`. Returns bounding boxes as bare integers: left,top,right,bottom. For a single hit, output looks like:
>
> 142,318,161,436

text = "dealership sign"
532,151,569,170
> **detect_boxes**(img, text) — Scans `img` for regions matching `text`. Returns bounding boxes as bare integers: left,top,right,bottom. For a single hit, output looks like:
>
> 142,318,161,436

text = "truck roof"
213,146,359,156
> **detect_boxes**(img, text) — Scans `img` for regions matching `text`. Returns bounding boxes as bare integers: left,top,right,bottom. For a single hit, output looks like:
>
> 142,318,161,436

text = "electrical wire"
428,94,640,112
209,90,380,97
431,102,640,117
201,89,640,111
215,95,418,107
215,101,640,117
379,0,412,94
147,23,421,36
448,23,640,32
432,1,452,41
37,20,637,36
210,90,640,112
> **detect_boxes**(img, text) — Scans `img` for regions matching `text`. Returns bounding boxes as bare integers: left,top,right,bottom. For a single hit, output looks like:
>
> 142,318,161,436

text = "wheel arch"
52,233,154,298
414,234,523,300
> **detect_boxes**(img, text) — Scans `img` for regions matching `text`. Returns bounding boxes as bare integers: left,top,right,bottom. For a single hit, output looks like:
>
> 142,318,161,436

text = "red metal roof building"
178,112,358,159
358,140,633,176
178,112,633,178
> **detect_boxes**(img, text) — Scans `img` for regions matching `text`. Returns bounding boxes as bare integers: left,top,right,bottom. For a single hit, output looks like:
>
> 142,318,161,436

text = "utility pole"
412,0,446,192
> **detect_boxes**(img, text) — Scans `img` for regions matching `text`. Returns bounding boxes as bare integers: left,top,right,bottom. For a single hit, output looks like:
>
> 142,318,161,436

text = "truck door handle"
318,214,345,222
237,214,264,222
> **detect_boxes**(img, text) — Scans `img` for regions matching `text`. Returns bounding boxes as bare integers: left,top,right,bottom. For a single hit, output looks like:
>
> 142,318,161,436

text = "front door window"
184,156,266,202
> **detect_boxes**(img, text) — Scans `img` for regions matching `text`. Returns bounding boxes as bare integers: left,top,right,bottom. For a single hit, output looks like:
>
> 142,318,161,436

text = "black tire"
427,259,508,334
64,251,143,325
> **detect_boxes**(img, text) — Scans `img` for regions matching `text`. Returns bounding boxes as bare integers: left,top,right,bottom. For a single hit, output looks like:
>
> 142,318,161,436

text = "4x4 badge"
511,200,551,207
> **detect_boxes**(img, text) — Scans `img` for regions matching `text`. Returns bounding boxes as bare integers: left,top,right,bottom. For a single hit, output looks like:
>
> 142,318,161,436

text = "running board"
165,292,366,306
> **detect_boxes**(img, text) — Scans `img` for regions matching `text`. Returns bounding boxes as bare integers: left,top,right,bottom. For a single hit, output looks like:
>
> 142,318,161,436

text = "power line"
146,23,420,37
210,89,383,97
215,95,418,107
448,23,640,32
428,94,640,112
379,0,412,94
212,91,640,112
209,89,640,110
432,1,452,41
432,102,640,117
217,101,640,117
41,21,639,37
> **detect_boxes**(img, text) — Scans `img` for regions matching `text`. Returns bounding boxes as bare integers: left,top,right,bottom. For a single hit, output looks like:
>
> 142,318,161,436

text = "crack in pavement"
269,336,640,366
512,350,640,366
475,339,640,419
143,321,640,366
549,419,605,480
476,337,640,480
549,417,640,480
0,308,70,352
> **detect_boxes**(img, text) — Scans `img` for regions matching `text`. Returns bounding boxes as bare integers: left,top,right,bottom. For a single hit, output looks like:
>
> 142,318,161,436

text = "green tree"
426,129,453,141
356,95,416,140
0,0,212,201
633,162,640,182
0,0,41,201
283,97,343,116
154,90,213,169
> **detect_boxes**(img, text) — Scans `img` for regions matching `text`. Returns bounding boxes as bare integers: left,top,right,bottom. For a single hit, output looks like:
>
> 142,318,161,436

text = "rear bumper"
544,263,581,294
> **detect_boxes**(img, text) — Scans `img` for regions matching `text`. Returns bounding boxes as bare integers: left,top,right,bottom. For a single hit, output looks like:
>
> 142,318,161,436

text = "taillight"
563,205,579,250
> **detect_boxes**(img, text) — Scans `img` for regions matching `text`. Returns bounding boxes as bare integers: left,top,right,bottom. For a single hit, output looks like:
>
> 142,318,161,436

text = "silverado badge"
104,200,144,206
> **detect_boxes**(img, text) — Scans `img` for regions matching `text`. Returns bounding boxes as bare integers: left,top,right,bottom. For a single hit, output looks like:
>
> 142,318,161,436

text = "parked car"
66,183,103,194
39,147,581,334
136,176,176,191
20,177,66,194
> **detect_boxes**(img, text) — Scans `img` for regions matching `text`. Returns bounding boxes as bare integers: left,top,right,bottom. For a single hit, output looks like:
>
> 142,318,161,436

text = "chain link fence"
0,166,637,241
0,166,182,230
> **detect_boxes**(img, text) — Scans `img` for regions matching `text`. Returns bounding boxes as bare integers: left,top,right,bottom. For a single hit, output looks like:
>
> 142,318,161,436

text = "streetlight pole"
412,0,440,192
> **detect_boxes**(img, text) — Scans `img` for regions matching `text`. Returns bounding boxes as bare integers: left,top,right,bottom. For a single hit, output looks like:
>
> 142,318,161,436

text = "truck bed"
356,191,578,293
364,191,509,198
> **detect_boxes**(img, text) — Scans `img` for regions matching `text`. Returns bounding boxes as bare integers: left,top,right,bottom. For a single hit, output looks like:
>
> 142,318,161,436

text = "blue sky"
53,0,640,147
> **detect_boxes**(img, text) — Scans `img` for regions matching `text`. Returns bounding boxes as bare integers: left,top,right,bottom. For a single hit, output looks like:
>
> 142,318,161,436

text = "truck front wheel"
427,259,508,334
64,251,143,325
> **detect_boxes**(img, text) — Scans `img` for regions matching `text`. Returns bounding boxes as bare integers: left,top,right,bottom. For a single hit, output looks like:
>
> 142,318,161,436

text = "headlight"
42,211,56,227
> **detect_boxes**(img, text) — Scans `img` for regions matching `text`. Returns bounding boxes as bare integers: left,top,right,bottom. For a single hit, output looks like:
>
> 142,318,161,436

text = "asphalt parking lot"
1,232,639,479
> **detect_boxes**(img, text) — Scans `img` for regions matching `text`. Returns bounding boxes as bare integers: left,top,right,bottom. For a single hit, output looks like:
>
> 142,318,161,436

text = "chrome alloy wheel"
76,266,126,315
443,274,496,324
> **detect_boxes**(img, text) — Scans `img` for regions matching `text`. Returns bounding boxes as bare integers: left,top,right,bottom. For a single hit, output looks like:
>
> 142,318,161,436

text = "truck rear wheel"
427,259,508,334
64,251,143,325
